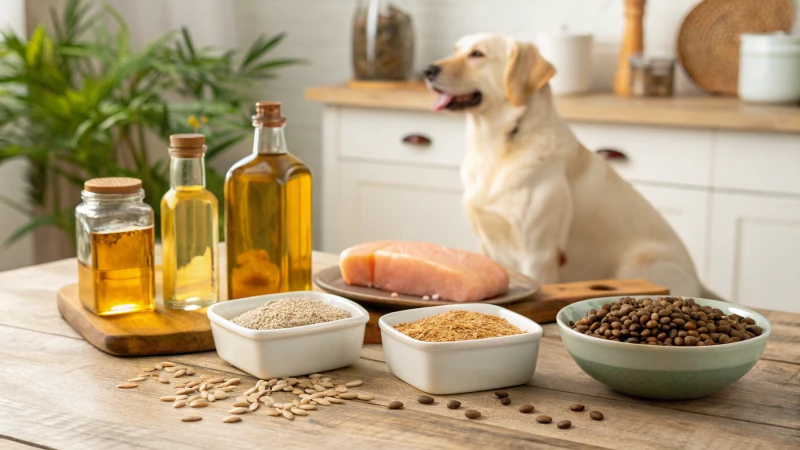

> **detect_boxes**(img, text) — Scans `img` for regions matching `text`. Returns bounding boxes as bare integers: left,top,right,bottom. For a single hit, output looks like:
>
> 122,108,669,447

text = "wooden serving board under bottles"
57,250,668,356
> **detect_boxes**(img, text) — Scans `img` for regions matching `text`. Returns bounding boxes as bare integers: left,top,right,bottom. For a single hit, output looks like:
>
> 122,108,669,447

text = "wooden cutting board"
58,251,668,355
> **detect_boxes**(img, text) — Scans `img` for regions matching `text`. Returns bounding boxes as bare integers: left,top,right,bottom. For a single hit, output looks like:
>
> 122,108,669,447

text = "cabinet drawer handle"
596,148,628,161
402,134,432,147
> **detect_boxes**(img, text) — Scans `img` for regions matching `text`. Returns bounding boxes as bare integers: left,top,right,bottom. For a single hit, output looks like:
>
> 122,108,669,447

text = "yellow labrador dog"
425,33,716,298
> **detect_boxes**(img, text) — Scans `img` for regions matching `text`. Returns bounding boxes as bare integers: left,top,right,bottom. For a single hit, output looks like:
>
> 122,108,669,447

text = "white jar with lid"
738,32,800,104
536,28,593,96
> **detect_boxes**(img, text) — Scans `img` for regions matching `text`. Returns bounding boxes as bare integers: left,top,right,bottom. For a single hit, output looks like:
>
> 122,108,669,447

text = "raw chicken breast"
339,241,509,302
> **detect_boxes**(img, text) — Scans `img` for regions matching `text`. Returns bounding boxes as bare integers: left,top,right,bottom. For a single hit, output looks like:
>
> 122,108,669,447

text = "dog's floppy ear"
503,42,556,107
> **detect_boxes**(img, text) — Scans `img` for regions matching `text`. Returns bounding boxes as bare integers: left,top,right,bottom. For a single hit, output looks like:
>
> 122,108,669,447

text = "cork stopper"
168,133,207,158
253,101,287,127
84,177,142,195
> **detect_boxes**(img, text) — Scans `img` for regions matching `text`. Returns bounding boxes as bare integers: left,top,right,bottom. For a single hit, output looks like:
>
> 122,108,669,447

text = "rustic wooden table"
1,252,798,449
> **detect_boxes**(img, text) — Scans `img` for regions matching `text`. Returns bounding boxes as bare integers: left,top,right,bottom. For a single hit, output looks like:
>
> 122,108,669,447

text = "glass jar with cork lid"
75,177,155,315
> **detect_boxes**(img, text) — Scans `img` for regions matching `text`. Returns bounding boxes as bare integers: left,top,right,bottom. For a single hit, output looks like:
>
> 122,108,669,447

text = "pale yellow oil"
225,153,312,299
161,186,219,309
78,227,155,315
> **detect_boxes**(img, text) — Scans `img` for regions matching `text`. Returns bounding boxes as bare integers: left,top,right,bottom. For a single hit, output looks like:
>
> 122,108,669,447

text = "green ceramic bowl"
557,296,771,400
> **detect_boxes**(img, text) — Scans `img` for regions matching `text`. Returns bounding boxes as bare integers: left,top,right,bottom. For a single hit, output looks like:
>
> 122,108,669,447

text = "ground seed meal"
231,297,350,330
394,310,525,342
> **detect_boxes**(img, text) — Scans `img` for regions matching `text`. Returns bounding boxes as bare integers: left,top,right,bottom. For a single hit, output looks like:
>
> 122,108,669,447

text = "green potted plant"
0,0,300,255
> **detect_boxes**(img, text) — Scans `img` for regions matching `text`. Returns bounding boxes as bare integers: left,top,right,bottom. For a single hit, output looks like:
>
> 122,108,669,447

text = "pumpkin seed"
187,394,202,402
190,400,208,408
315,398,331,406
164,367,179,373
185,368,195,376
281,410,294,420
128,377,147,382
290,408,308,416
357,394,375,401
282,386,293,392
313,385,326,392
345,380,363,387
140,367,156,372
319,381,334,388
155,363,163,370
309,373,323,379
222,378,241,387
175,388,195,395
311,392,325,399
247,393,260,403
158,375,170,384
236,396,248,403
160,396,177,402
335,385,347,393
232,401,249,407
201,391,209,399
264,409,281,417
176,395,188,400
213,392,230,400
299,404,316,410
321,377,331,382
182,416,202,422
338,393,357,400
173,369,187,378
207,394,216,402
326,397,344,404
117,383,138,389
246,387,258,395
173,400,186,408
161,362,176,367
223,416,242,423
300,397,311,405
228,407,248,415
207,377,224,384
249,402,259,412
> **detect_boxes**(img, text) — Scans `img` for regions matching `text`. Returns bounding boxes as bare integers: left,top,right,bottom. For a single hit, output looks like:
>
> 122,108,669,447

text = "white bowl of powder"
207,291,369,379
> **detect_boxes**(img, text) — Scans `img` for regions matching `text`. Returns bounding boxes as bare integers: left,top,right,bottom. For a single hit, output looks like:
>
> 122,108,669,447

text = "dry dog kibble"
589,410,604,421
447,400,461,409
223,416,242,423
465,410,481,419
500,397,511,405
395,311,525,342
536,415,552,424
181,416,202,422
388,401,404,410
231,297,351,330
117,383,138,389
494,391,509,399
557,420,572,429
570,404,585,412
569,296,763,346
519,404,534,413
418,395,434,405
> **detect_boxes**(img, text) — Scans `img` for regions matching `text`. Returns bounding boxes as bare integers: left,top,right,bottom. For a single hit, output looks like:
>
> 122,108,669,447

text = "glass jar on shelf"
75,177,155,316
352,0,415,81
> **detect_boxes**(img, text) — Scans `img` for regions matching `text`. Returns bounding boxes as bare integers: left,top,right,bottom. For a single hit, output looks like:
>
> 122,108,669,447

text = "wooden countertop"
306,82,800,134
2,253,799,449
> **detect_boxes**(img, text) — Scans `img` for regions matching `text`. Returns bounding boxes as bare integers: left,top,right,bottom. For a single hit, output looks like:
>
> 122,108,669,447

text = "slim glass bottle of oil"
161,134,219,309
225,102,312,299
75,177,155,315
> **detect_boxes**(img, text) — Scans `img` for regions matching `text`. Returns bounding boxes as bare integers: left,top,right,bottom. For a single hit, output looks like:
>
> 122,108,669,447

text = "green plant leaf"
240,33,285,70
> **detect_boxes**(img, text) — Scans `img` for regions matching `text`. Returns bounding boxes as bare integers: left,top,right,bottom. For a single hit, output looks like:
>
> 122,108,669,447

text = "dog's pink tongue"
431,93,453,112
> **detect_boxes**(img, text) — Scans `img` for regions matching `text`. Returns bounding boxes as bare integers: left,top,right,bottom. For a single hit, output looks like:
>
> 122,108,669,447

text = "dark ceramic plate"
313,266,540,308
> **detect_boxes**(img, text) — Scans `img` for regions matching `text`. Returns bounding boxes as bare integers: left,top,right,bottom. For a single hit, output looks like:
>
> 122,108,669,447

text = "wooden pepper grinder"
614,0,646,96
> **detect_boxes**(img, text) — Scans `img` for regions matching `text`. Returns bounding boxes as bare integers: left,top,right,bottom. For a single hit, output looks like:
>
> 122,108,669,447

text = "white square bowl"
207,291,369,379
378,303,543,394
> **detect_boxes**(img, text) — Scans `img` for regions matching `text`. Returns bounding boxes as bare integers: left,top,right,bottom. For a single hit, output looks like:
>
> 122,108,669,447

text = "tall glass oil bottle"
161,134,219,309
225,102,312,299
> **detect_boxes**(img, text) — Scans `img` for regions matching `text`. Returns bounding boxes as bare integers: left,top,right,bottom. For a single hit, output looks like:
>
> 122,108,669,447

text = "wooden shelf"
306,83,800,134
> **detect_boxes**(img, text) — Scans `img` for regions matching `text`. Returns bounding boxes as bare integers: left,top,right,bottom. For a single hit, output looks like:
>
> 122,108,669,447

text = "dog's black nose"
423,64,441,80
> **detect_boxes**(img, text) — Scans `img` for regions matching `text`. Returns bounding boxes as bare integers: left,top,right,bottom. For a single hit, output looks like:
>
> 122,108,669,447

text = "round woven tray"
677,0,793,95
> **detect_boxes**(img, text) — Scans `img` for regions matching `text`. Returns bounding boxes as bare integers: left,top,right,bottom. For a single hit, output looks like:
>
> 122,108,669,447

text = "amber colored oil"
78,227,155,315
225,153,312,299
161,186,219,309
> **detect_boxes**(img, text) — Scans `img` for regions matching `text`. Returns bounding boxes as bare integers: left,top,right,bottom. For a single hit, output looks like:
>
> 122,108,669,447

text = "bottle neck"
253,125,287,155
170,156,206,189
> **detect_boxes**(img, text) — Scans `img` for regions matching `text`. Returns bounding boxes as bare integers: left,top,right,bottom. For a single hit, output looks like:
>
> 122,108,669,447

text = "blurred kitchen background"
1,0,799,311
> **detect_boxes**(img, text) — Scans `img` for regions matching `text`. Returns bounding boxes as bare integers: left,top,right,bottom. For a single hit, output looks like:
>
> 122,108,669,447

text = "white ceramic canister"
738,32,800,104
535,29,593,95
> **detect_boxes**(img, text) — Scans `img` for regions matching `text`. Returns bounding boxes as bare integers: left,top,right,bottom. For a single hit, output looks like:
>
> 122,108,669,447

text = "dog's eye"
468,50,484,58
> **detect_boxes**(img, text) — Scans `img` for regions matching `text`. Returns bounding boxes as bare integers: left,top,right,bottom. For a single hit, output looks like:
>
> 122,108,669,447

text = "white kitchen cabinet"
632,183,710,281
708,192,800,313
328,160,478,253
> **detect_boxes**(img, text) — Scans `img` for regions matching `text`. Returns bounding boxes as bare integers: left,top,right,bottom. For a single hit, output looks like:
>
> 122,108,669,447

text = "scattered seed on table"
590,410,604,421
232,401,249,408
173,369,187,378
140,367,156,372
176,388,195,395
173,400,186,408
536,415,552,424
388,401,404,409
557,420,572,429
357,394,375,401
338,393,357,399
181,416,202,422
345,380,363,387
570,404,585,412
447,400,461,409
519,404,534,413
158,375,170,384
327,397,344,404
265,409,281,417
291,408,308,416
418,395,434,405
315,398,331,406
160,396,177,402
161,362,176,367
281,410,294,420
500,397,511,405
117,383,138,389
155,363,163,370
228,407,248,415
249,402,260,411
223,416,242,423
190,400,208,408
128,377,146,382
494,391,509,399
299,404,316,411
465,410,481,419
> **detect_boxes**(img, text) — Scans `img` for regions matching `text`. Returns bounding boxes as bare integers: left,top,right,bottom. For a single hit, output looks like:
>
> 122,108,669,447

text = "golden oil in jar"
225,102,312,299
76,178,155,315
161,134,219,310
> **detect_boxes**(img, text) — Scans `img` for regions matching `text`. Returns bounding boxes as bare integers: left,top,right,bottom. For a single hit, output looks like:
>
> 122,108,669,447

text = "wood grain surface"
1,254,798,449
305,84,800,134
